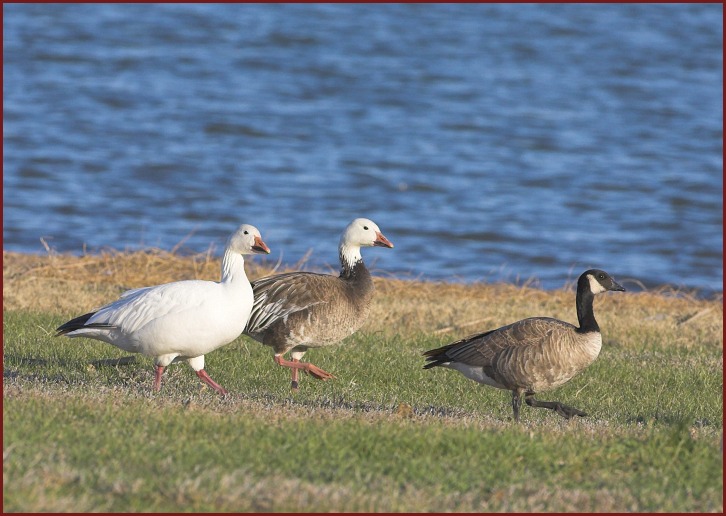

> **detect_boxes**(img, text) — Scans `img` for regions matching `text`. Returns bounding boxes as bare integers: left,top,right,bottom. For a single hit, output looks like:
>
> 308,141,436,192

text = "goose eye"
244,230,249,235
598,273,605,280
363,226,369,230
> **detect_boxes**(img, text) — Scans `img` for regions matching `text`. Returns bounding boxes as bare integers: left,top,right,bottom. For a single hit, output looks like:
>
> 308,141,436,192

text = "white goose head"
226,224,271,256
338,218,394,271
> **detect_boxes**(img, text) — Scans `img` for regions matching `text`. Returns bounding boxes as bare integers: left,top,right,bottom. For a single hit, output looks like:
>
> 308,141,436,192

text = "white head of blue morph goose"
244,218,394,389
55,224,270,395
423,269,625,422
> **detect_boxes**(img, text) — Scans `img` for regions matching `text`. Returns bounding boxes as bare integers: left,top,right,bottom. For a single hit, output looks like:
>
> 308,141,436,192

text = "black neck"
575,286,599,333
339,257,371,282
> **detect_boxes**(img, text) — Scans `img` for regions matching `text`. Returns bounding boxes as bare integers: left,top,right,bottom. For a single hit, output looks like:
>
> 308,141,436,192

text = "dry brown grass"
3,249,723,347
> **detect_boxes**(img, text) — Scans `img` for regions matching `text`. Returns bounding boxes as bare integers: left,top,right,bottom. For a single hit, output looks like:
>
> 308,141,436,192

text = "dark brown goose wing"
244,271,332,337
424,317,574,368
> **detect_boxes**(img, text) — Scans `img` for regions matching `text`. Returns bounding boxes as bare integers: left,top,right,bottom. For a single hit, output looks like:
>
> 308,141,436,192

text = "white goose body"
56,224,270,394
244,218,394,389
72,275,251,361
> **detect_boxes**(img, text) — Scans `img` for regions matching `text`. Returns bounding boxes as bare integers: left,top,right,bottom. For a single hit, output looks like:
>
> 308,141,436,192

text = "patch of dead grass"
3,250,723,347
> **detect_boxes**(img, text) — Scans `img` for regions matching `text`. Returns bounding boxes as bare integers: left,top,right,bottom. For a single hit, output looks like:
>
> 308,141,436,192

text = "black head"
579,269,626,295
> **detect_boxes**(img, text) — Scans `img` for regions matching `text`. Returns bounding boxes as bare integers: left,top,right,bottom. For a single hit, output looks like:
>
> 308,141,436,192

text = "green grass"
3,310,723,512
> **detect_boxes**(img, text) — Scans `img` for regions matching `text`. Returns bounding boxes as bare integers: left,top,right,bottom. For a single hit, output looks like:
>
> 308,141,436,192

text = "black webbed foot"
525,394,587,420
554,403,587,419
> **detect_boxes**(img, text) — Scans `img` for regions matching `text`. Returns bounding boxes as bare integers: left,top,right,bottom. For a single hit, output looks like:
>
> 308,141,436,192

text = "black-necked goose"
56,224,270,395
423,269,625,422
244,218,394,389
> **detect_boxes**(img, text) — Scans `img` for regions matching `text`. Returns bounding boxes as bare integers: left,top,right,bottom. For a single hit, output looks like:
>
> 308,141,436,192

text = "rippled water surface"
3,4,723,294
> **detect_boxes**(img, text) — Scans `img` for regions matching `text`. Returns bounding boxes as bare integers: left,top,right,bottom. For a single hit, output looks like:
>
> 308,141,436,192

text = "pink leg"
153,365,164,392
274,354,335,384
196,369,229,396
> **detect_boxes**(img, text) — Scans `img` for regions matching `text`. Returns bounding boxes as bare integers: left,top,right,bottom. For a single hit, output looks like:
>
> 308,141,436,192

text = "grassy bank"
3,250,723,512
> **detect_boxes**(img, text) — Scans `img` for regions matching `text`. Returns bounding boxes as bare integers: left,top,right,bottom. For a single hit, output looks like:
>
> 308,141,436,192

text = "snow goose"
244,218,393,389
55,224,270,395
423,269,625,422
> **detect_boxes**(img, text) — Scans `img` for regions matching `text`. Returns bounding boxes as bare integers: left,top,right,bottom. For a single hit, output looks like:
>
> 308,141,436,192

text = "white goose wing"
87,280,218,334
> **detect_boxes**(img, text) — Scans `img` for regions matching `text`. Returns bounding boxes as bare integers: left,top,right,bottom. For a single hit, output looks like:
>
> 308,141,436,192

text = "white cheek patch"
587,274,607,294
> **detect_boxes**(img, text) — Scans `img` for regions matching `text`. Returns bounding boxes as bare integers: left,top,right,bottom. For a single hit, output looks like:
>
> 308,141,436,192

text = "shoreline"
4,249,723,346
3,249,722,302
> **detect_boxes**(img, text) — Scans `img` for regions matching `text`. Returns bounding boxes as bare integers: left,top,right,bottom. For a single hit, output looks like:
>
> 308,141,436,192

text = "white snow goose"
244,218,394,389
55,224,270,395
424,269,625,422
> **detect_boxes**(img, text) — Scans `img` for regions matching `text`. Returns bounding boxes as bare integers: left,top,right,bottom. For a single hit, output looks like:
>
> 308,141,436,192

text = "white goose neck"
221,249,248,284
339,243,363,275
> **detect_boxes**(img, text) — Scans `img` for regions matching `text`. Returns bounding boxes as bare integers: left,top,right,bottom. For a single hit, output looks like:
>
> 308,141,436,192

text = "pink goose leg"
196,369,229,395
274,354,335,389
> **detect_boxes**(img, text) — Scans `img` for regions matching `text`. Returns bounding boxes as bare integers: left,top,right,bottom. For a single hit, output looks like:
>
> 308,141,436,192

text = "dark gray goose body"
244,218,393,389
424,269,625,422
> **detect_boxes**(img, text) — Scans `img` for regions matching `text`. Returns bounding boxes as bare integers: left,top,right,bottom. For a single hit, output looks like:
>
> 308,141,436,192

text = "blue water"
3,4,723,295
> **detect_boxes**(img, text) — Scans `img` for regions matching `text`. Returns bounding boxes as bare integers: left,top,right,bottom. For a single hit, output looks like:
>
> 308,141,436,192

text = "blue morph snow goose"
244,218,394,389
56,224,270,395
424,269,625,422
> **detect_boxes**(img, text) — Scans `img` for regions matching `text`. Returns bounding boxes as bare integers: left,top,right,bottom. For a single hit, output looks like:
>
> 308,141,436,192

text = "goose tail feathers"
55,312,114,337
422,342,459,369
